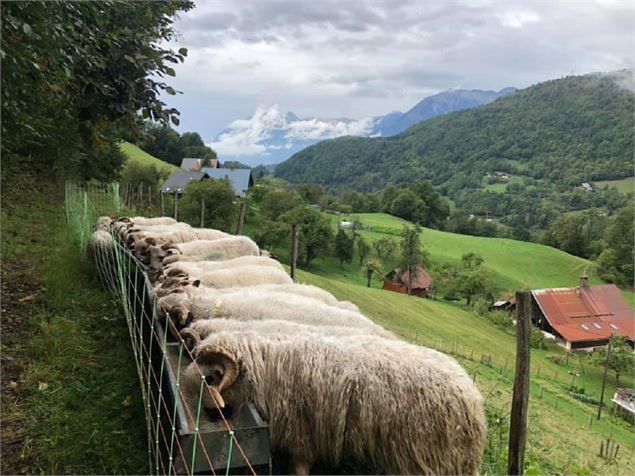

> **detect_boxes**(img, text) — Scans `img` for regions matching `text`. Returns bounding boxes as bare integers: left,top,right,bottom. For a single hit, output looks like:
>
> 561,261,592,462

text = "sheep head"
168,304,194,329
195,345,239,409
166,267,189,279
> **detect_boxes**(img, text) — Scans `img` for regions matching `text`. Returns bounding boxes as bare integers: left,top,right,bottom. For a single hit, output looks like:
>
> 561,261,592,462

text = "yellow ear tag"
214,299,223,319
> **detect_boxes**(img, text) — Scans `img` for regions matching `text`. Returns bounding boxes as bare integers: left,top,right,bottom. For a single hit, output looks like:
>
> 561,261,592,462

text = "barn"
383,266,432,297
531,277,635,350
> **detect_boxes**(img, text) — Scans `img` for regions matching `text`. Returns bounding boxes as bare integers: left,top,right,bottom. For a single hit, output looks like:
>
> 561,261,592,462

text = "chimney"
579,276,589,288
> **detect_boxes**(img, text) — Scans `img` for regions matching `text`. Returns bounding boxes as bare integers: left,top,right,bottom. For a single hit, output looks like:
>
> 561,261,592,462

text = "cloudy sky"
165,0,634,150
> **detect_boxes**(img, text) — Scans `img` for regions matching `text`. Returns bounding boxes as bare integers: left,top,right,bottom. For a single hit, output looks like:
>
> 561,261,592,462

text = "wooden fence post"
173,192,179,220
200,199,205,228
597,338,612,420
290,224,299,282
160,192,165,216
235,200,246,235
508,291,532,476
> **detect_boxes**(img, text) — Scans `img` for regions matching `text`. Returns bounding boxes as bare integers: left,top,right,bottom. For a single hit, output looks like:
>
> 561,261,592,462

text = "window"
609,323,619,331
580,324,590,331
592,323,602,329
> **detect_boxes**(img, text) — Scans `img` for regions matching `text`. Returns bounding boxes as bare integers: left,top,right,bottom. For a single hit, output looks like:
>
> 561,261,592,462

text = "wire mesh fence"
65,182,265,475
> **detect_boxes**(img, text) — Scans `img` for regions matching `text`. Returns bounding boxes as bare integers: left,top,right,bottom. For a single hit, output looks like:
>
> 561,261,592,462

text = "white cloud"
166,0,634,140
208,104,374,156
497,9,541,29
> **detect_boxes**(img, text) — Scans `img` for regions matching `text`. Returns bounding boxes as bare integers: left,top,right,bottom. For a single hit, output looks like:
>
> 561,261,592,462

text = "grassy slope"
294,269,635,475
1,176,147,474
595,177,635,195
326,212,634,305
119,141,179,174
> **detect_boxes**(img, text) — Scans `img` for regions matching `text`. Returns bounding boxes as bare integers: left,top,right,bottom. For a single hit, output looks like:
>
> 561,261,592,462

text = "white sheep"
125,216,178,226
157,288,390,338
149,237,260,269
167,282,357,312
86,230,116,288
180,318,391,351
162,255,284,278
164,265,292,289
183,332,486,475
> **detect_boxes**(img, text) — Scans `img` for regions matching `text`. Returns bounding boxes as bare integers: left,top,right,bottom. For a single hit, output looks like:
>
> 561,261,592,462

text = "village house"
530,276,634,350
180,157,221,171
493,171,510,180
580,182,593,192
160,171,209,195
383,266,433,297
200,167,253,198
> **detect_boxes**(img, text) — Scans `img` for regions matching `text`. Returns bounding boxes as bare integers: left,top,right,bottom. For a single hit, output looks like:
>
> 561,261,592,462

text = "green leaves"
1,0,193,179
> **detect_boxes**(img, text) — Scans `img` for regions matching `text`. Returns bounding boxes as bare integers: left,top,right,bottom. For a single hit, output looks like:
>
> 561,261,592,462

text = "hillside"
275,73,634,194
295,269,635,475
119,141,178,174
293,212,631,305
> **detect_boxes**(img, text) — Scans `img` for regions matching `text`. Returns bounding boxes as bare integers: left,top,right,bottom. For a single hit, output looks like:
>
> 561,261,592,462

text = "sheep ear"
192,280,201,287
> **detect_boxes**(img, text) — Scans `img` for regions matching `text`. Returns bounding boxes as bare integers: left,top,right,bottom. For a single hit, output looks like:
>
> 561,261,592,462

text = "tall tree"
398,225,428,296
179,179,237,231
334,229,354,266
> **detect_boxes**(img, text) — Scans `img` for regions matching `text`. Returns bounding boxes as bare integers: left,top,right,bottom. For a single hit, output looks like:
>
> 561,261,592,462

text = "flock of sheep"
88,216,486,475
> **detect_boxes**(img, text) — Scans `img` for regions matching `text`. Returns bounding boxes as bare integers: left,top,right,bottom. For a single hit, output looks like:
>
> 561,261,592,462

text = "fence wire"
65,182,260,475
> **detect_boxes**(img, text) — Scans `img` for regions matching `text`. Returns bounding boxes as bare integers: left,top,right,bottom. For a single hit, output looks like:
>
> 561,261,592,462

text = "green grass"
1,177,147,474
334,212,633,297
119,141,178,174
294,269,635,475
594,177,635,195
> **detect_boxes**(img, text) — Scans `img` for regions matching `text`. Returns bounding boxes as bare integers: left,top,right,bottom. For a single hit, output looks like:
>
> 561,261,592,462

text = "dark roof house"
383,266,433,297
160,171,209,194
531,276,634,349
180,158,220,171
201,168,253,198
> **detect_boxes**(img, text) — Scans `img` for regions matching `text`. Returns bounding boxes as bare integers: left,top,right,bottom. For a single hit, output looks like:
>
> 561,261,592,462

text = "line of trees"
135,124,218,167
2,0,193,182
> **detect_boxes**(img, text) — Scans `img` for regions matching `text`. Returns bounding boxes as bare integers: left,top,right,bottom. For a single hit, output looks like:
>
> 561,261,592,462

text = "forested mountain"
209,88,514,165
275,73,634,195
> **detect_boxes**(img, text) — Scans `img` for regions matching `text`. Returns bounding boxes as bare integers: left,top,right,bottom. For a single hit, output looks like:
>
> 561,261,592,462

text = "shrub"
530,328,546,349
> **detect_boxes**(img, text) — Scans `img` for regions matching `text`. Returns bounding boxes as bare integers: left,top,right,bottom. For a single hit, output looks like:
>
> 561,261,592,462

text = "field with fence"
5,179,631,475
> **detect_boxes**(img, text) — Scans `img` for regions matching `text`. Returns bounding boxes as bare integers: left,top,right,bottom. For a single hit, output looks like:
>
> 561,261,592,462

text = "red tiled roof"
395,266,433,291
532,284,635,343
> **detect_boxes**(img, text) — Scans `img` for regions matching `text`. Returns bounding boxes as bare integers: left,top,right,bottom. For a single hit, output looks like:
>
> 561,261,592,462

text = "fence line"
65,182,263,475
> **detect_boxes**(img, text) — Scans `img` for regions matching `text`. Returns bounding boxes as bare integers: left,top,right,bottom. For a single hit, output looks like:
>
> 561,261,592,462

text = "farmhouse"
530,276,635,350
580,182,593,192
160,171,209,195
201,167,253,198
383,266,432,297
493,171,510,180
180,158,221,171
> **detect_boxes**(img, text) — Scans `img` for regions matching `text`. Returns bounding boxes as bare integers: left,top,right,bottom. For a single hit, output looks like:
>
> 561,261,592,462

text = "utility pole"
597,337,612,420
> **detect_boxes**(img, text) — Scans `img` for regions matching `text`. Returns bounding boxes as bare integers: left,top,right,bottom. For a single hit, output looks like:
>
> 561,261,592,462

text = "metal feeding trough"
158,322,271,474
114,242,271,474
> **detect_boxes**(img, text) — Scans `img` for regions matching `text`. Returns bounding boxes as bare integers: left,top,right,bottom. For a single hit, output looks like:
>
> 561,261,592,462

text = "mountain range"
210,88,516,166
274,72,634,193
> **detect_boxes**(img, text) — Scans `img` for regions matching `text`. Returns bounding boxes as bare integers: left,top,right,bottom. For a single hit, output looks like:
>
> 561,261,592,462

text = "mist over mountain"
209,88,515,166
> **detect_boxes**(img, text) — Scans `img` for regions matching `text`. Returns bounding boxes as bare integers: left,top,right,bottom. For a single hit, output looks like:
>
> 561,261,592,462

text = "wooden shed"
383,266,432,297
